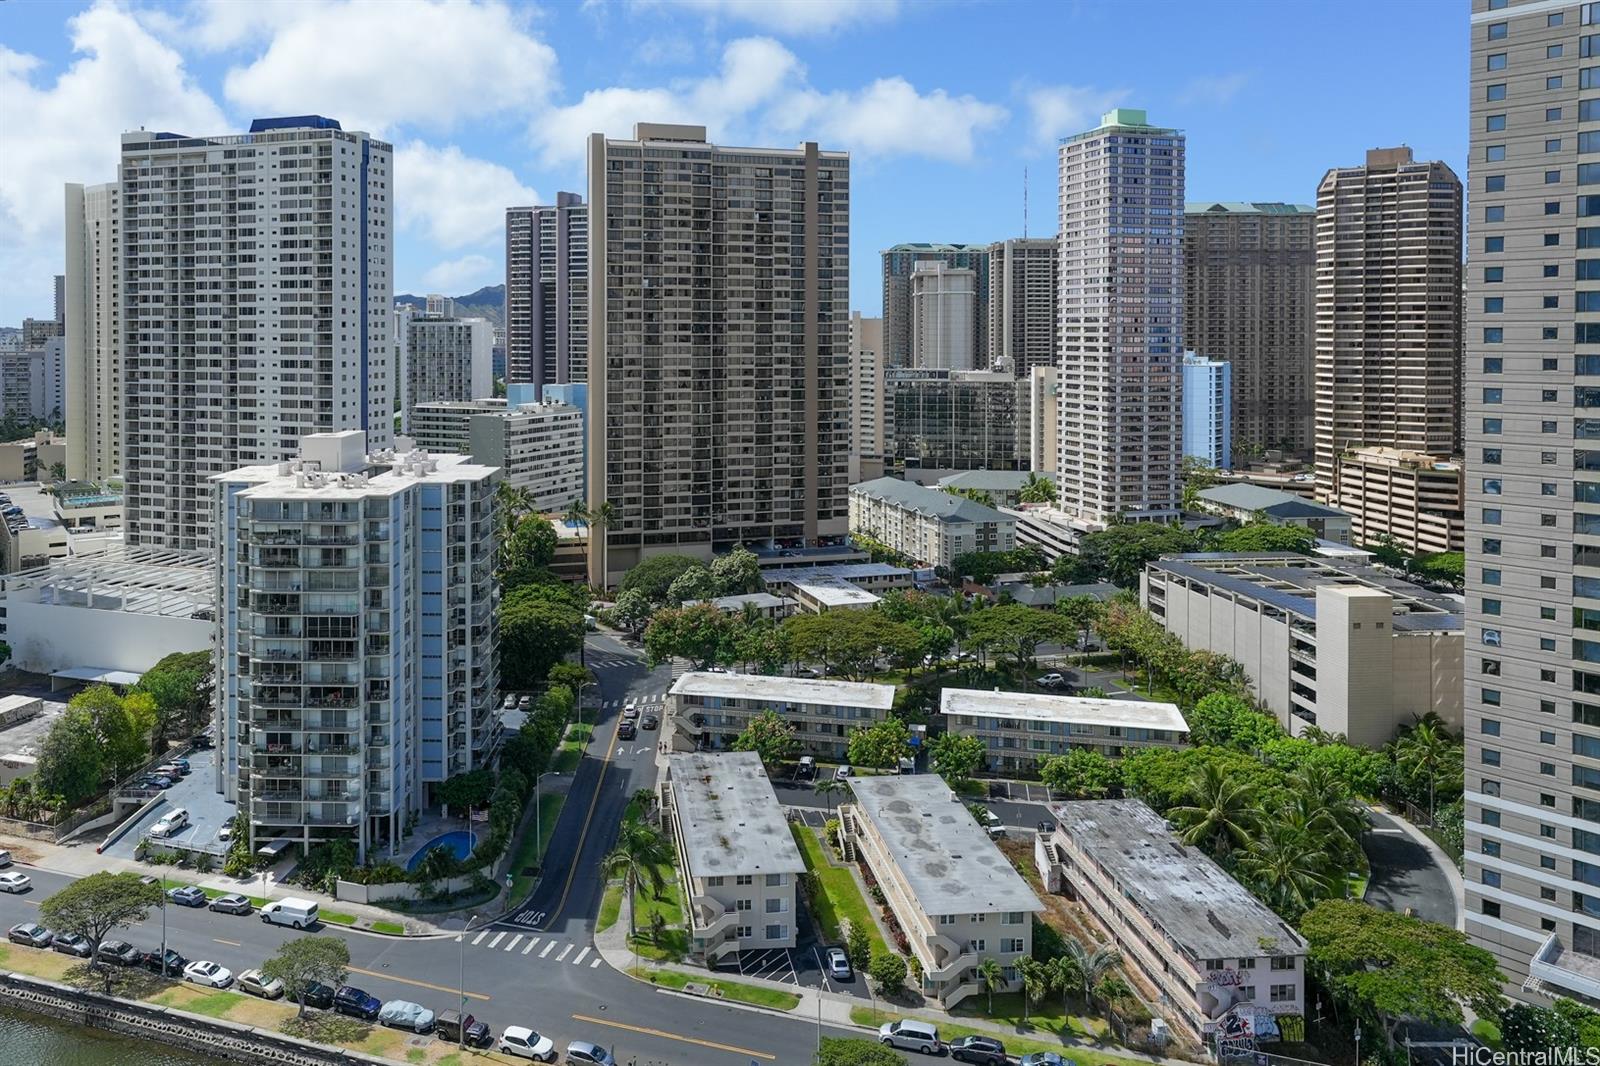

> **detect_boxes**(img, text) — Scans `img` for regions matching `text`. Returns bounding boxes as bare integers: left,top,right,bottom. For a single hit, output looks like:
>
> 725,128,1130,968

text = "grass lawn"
508,791,567,903
552,722,594,773
951,992,1106,1040
597,880,624,933
0,944,81,982
1472,1018,1503,1049
792,822,887,958
623,871,686,961
319,910,357,926
370,920,405,935
633,967,801,1011
851,1007,1147,1066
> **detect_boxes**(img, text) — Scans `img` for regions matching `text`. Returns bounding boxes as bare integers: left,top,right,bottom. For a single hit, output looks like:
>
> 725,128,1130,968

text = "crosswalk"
589,657,639,670
600,692,665,710
460,929,603,968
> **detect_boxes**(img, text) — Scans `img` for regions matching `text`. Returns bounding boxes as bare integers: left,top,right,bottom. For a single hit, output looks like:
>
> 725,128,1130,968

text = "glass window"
1554,10,1567,25
1489,22,1508,39
1486,236,1505,253
1483,598,1502,616
1555,44,1569,58
1549,203,1564,216
1488,53,1507,71
1484,477,1504,494
1483,418,1502,434
1485,176,1506,194
1485,266,1504,282
1486,114,1507,132
1484,328,1504,343
1483,538,1501,554
1484,508,1502,525
1488,83,1507,101
1487,145,1506,162
1549,327,1563,339
1553,138,1568,153
1584,163,1600,186
1484,388,1503,403
1484,568,1502,585
1549,233,1563,246
1553,170,1567,184
1553,76,1567,89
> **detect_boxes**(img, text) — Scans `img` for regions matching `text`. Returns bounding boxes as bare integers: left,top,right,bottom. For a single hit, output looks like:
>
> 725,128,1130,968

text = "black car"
1037,819,1055,834
436,1010,491,1048
51,932,92,958
137,948,187,977
950,1035,1008,1066
641,713,659,730
333,984,381,1020
96,940,139,966
292,981,337,1011
7,923,53,948
617,721,637,740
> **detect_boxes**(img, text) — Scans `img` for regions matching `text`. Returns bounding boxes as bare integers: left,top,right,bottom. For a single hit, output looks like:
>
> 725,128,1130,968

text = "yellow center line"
212,938,242,947
542,712,623,932
347,965,490,1001
570,1013,775,1061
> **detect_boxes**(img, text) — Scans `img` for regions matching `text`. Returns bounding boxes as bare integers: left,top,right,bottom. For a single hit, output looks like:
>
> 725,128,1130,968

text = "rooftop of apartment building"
1062,107,1181,145
750,543,871,568
935,470,1041,494
668,671,897,710
666,751,805,881
851,477,1009,524
1148,553,1463,632
1050,799,1306,961
411,398,579,417
940,689,1189,733
760,562,913,585
1195,484,1349,520
1339,446,1461,472
791,576,881,609
849,774,1043,917
883,242,990,254
215,431,497,499
1185,201,1315,215
683,592,797,612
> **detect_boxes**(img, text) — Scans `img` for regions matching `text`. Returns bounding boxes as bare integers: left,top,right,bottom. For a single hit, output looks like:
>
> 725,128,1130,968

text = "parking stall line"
504,934,522,952
589,957,601,968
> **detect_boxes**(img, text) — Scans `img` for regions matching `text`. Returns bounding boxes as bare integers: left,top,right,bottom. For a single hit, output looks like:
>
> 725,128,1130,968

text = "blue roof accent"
248,116,342,133
152,132,187,140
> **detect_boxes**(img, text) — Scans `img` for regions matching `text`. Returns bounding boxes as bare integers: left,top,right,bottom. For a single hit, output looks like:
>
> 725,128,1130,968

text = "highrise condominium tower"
1313,148,1462,506
586,123,850,586
1056,108,1184,524
401,309,492,427
1464,0,1600,998
64,182,121,482
1180,353,1232,471
988,237,1058,376
115,117,393,552
213,431,499,862
909,261,977,370
505,193,588,393
1183,202,1315,458
849,313,885,484
881,243,989,367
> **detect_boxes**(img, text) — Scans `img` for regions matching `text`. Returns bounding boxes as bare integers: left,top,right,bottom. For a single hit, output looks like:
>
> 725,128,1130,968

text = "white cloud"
1178,73,1249,108
421,254,497,293
640,0,900,34
775,78,1007,163
0,1,228,321
1024,84,1130,151
395,141,539,250
221,0,559,136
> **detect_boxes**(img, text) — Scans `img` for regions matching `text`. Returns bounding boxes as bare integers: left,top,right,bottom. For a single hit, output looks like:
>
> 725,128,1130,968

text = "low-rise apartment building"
667,672,894,759
682,592,798,621
408,397,584,511
1195,484,1352,546
1142,552,1462,747
849,477,1015,568
1037,799,1308,1043
935,470,1040,509
841,774,1042,1008
761,562,914,598
661,751,805,964
940,689,1188,773
1331,446,1463,554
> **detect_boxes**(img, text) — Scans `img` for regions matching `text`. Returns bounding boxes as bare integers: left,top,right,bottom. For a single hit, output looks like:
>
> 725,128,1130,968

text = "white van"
259,898,319,930
878,1019,941,1054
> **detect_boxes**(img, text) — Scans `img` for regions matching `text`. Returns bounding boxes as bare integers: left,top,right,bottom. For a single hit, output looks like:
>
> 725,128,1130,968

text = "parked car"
238,969,285,999
218,823,234,841
137,875,160,886
183,960,233,988
140,775,175,790
378,999,435,1033
291,981,337,1011
51,932,91,958
835,765,852,780
796,756,816,780
436,1010,491,1047
1037,819,1055,835
170,757,191,775
189,732,213,749
950,1035,1008,1065
642,713,659,730
1035,673,1066,688
153,764,184,780
260,897,319,929
503,693,518,710
0,872,30,893
498,1025,556,1061
517,695,532,710
617,721,637,740
167,885,207,908
0,848,12,867
565,1041,616,1066
209,893,252,915
138,948,187,977
96,940,139,967
1020,1054,1073,1066
334,985,381,1020
7,923,52,948
878,1019,941,1055
825,946,852,981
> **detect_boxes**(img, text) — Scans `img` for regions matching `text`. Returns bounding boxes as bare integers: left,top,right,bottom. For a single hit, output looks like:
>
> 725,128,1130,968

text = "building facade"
408,397,584,510
402,313,493,427
886,368,1030,472
1182,202,1316,458
64,181,122,483
0,343,64,425
213,431,499,863
908,261,978,370
116,117,394,552
586,124,850,586
1332,445,1464,554
849,313,885,484
666,672,894,759
1313,148,1463,505
505,193,588,393
1194,483,1353,545
1057,108,1184,524
1181,353,1233,470
988,237,1059,376
881,243,990,368
940,689,1188,773
849,476,1016,568
1029,366,1059,474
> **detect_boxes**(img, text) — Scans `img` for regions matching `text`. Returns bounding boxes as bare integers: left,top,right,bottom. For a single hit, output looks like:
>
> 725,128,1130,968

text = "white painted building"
403,313,493,428
848,476,1015,568
941,688,1188,772
667,672,895,759
64,181,122,483
909,261,977,370
408,397,583,511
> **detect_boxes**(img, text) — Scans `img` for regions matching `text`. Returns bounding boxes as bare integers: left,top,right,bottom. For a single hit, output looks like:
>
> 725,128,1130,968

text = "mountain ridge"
395,284,504,329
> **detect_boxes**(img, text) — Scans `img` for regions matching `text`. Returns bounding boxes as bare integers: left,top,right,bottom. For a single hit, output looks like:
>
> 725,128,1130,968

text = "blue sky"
0,0,1466,325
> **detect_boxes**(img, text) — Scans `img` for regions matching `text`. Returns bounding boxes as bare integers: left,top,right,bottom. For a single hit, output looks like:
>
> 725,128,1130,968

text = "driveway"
102,753,236,860
1362,807,1458,927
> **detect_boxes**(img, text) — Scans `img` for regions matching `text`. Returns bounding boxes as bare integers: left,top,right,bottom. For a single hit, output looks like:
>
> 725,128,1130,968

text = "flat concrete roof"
940,689,1189,733
793,577,880,608
667,751,804,880
1050,800,1306,961
762,562,911,584
670,671,896,710
848,775,1043,917
683,592,798,611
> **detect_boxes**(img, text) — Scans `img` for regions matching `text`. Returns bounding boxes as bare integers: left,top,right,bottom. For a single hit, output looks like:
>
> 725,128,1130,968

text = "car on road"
209,893,252,915
51,932,91,958
1020,1053,1074,1066
7,923,52,948
238,969,285,999
498,1025,556,1061
879,1019,942,1054
260,897,319,929
378,999,435,1033
436,1010,491,1048
137,875,160,886
0,849,12,867
290,981,336,1011
167,885,207,908
1035,672,1066,688
334,985,382,1020
617,721,636,740
622,701,639,720
517,695,532,710
825,946,852,981
96,940,139,967
183,960,233,988
138,948,187,977
0,872,34,893
949,1034,1009,1065
642,713,659,730
565,1041,616,1066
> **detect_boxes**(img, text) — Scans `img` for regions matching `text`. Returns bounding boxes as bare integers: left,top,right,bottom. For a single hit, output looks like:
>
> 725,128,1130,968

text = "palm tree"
1291,763,1365,848
1058,936,1121,1014
563,498,590,532
1018,472,1057,505
1167,762,1260,856
629,788,657,821
977,958,1004,1013
589,500,618,589
1047,953,1082,1018
1017,956,1050,1024
1393,718,1456,823
1239,820,1334,920
601,820,671,938
814,776,846,811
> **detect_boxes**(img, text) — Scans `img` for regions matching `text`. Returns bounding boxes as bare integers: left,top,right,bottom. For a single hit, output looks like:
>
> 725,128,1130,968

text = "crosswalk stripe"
488,931,506,949
471,931,488,945
540,941,556,958
556,943,574,962
505,934,522,952
572,946,591,966
590,957,601,968
522,938,539,955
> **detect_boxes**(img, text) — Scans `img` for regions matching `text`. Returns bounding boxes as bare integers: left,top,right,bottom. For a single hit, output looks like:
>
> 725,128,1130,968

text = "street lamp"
1354,1021,1362,1066
533,769,562,865
159,870,168,977
458,914,479,1051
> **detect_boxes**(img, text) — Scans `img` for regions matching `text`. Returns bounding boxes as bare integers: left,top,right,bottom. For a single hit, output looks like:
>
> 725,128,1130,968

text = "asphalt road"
1362,807,1459,928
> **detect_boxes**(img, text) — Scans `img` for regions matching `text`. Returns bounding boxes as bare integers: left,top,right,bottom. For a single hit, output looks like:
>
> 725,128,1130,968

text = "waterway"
0,1006,227,1065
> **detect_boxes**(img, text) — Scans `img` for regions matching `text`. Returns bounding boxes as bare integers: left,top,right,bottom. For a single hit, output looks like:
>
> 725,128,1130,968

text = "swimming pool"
405,830,476,871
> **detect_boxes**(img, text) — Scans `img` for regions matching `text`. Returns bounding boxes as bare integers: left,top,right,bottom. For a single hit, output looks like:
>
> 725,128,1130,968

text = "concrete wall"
7,599,211,675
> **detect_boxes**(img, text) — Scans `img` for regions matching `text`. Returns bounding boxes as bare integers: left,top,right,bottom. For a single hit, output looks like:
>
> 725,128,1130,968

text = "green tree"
868,951,908,996
1414,551,1465,587
38,872,164,992
1018,473,1057,505
785,611,920,681
135,650,213,751
1213,522,1317,555
665,564,718,606
619,553,707,603
1239,819,1334,921
261,936,351,1018
1078,523,1200,588
733,618,790,675
602,820,672,938
435,769,495,813
928,732,985,785
1038,749,1121,799
815,776,847,811
710,546,763,595
815,1037,904,1066
499,587,584,689
1167,761,1261,856
1055,595,1104,651
1300,900,1505,1048
977,957,1004,1013
1393,718,1459,823
36,705,105,807
965,603,1067,671
643,602,734,670
945,486,996,507
1054,936,1121,1014
1262,737,1386,801
1018,955,1051,1023
547,662,593,696
950,547,1048,584
562,498,589,532
731,709,800,768
847,717,913,769
501,513,558,574
1185,692,1284,750
845,919,873,973
1180,455,1219,511
610,588,654,634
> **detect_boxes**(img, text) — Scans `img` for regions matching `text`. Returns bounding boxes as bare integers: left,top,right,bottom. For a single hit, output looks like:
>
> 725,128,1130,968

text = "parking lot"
102,749,236,860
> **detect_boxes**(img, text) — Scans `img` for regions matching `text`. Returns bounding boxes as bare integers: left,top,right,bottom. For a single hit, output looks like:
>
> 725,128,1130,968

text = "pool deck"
402,822,478,871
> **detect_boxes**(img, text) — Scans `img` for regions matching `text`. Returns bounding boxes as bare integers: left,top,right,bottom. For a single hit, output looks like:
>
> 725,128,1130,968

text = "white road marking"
572,946,591,966
488,931,506,948
557,943,574,961
590,956,601,968
505,934,522,952
471,931,488,945
522,937,539,955
540,941,556,958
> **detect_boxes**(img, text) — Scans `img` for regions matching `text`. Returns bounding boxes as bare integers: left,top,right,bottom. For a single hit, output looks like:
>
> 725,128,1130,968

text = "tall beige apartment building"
586,124,850,586
1057,108,1184,524
1313,148,1462,513
1464,0,1600,1001
987,237,1058,376
909,261,978,370
63,182,122,483
1182,202,1316,458
849,312,885,483
881,243,990,368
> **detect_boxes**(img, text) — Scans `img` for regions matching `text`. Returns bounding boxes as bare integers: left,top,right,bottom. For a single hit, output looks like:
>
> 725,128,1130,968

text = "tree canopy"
499,586,584,689
950,546,1047,584
784,610,920,681
1077,523,1200,588
620,553,708,603
928,732,985,784
1184,692,1284,750
1212,522,1318,555
39,872,164,991
966,602,1067,670
644,602,734,670
261,936,351,1018
731,709,800,767
36,704,106,807
816,1037,905,1066
501,513,558,574
710,546,763,595
847,717,913,768
1039,749,1122,799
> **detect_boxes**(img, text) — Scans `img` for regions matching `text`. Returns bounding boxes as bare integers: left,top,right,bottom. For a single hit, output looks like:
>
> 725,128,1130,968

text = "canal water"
0,1006,228,1065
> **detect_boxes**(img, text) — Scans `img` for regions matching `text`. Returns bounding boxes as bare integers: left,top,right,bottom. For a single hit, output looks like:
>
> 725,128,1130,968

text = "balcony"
1529,932,1600,1002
